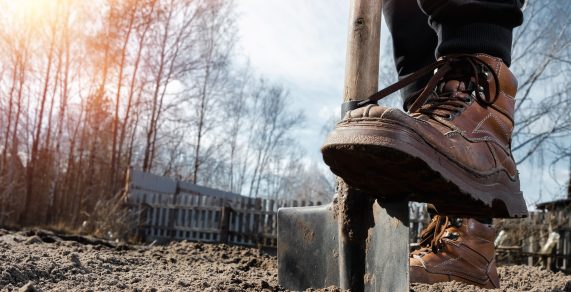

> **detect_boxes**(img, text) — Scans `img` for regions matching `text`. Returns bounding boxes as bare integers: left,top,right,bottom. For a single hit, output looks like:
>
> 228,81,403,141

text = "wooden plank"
248,197,254,244
236,198,243,244
254,198,262,245
219,203,231,244
205,196,210,240
191,195,198,240
145,204,226,212
230,204,237,243
152,194,159,237
200,196,206,240
272,200,278,246
269,199,276,237
183,194,189,238
242,197,248,244
172,226,220,233
244,197,251,244
213,198,222,241
167,183,180,239
208,197,215,241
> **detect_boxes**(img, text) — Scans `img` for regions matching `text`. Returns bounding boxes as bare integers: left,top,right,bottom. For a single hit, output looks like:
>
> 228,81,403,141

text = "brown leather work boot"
321,54,527,218
410,216,500,289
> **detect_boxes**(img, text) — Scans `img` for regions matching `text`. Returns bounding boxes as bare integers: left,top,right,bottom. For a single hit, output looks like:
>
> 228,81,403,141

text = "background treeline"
0,0,333,228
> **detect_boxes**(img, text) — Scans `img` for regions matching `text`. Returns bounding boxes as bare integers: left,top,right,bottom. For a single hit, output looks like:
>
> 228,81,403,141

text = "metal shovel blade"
277,201,409,291
277,204,340,290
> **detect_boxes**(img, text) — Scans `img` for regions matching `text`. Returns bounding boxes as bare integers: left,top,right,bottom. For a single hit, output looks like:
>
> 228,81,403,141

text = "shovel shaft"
339,0,383,289
343,0,383,102
338,1,410,291
278,1,410,290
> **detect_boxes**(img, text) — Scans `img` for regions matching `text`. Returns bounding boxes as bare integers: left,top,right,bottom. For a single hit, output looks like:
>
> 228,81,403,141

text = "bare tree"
0,0,311,228
188,0,236,184
509,0,571,200
247,83,305,198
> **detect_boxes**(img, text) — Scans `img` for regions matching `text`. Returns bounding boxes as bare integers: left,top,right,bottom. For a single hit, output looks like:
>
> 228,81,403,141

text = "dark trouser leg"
383,0,525,109
417,0,525,66
383,0,437,109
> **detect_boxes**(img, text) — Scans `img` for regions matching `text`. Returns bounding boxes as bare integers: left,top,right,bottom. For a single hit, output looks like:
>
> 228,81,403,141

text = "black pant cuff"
436,22,513,66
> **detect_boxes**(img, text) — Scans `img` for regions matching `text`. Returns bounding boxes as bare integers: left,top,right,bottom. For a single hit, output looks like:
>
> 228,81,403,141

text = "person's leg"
382,0,437,108
401,2,524,287
382,0,524,108
384,1,524,286
325,1,526,287
418,0,525,66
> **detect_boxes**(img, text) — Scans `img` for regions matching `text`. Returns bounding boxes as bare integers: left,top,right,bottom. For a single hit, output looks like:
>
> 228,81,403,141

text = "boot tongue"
441,80,463,93
439,62,472,94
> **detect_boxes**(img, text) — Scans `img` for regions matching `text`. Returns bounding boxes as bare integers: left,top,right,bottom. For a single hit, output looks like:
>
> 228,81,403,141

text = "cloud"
236,0,348,89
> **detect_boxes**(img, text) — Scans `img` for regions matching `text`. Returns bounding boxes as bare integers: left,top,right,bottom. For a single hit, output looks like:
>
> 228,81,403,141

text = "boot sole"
321,123,528,218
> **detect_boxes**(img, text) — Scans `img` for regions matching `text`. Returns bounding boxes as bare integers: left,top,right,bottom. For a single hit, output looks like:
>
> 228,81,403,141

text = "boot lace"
357,55,500,119
411,215,462,257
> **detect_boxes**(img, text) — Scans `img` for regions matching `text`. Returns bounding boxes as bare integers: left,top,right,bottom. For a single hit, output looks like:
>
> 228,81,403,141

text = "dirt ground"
1,228,570,291
411,266,571,292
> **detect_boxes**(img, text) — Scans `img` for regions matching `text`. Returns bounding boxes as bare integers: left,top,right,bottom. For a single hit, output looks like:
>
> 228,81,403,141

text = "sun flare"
8,0,46,11
4,0,56,23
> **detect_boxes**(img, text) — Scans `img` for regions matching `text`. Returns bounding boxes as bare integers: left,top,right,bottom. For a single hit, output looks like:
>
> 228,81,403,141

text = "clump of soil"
1,228,570,291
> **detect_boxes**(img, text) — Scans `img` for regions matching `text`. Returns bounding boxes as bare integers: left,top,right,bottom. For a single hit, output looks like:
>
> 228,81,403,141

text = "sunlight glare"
6,0,55,24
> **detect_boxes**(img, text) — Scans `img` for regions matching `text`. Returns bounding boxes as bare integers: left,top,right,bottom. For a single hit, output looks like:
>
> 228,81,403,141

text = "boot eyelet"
480,67,490,78
445,114,454,120
464,97,473,105
480,65,490,77
478,85,485,92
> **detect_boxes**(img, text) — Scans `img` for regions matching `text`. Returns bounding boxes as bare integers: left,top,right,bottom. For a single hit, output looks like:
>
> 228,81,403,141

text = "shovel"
277,0,410,291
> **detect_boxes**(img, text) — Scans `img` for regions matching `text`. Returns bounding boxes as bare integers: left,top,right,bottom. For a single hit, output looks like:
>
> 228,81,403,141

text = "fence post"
168,181,181,240
219,199,232,244
139,202,150,242
254,198,262,246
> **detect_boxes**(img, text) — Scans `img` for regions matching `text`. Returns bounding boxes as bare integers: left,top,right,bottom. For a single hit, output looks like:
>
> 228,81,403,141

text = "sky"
234,0,569,208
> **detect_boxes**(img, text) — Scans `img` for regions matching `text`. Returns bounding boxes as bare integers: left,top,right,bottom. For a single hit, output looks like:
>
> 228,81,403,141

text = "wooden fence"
131,192,321,247
126,170,430,248
495,209,571,273
409,204,430,243
125,169,284,247
131,195,428,248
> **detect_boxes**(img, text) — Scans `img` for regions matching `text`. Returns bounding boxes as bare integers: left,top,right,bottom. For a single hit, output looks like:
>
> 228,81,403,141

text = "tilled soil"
0,228,280,292
0,228,570,291
411,266,571,292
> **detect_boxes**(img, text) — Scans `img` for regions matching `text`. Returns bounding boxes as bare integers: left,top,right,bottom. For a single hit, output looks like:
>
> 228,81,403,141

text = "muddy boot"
321,54,527,218
410,216,500,289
